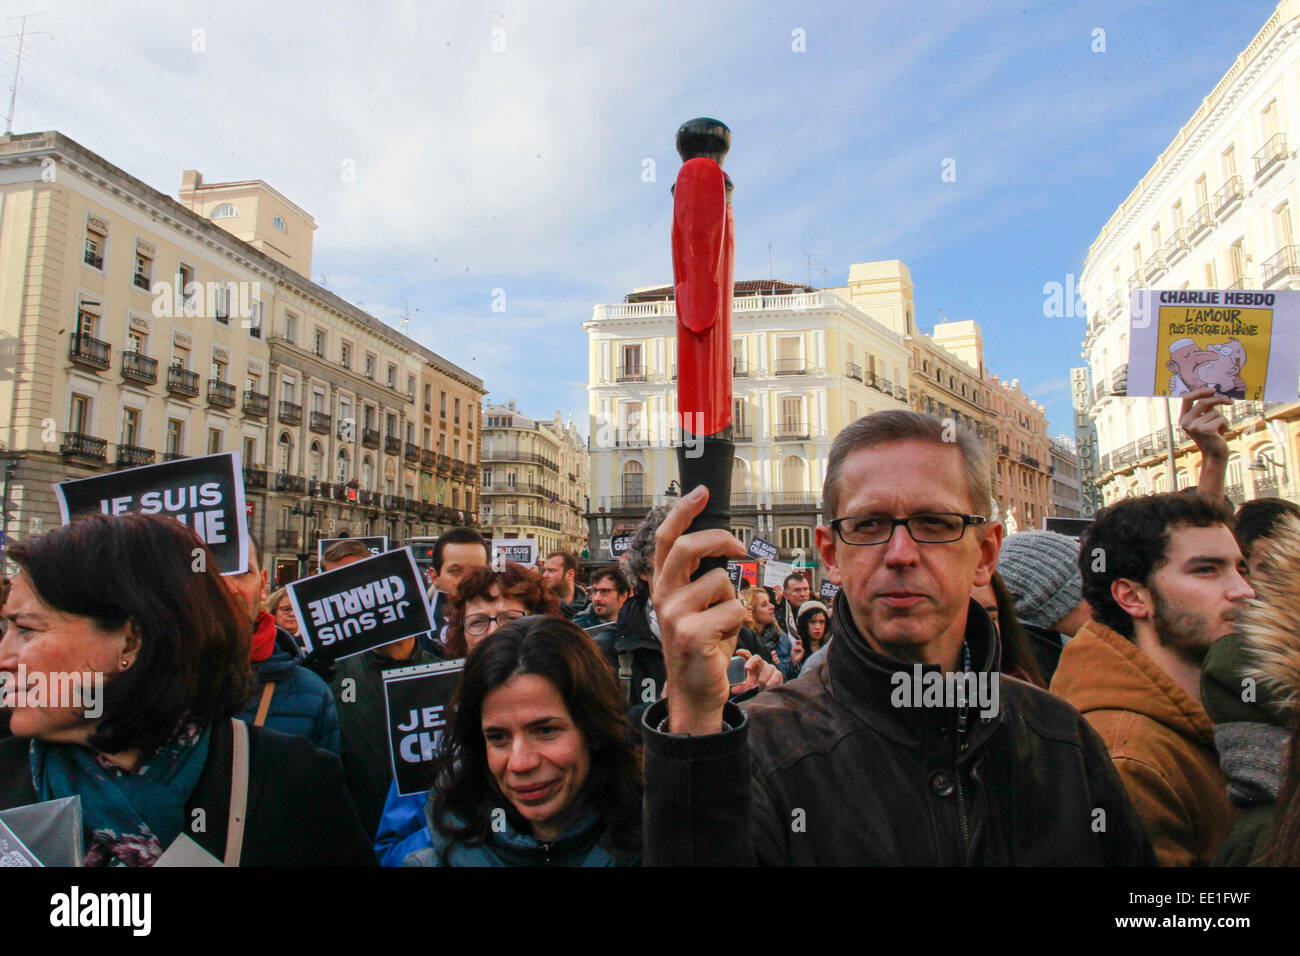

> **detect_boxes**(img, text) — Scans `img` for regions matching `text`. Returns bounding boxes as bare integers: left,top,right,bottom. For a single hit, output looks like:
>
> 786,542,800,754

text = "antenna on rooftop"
801,253,821,288
1,14,52,136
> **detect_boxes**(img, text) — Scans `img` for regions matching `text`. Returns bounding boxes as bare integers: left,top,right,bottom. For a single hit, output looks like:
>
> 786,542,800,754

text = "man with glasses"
573,568,631,673
573,569,629,629
641,410,1153,865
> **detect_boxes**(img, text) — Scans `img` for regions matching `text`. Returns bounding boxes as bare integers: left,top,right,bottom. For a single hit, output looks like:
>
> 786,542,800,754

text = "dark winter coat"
330,640,437,837
642,590,1154,865
0,719,376,866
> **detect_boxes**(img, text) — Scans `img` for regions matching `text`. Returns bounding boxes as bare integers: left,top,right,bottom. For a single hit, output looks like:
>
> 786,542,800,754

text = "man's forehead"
442,542,488,566
836,442,974,513
1164,523,1240,562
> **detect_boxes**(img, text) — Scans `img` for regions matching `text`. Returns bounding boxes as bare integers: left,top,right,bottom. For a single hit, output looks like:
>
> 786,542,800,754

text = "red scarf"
250,610,278,663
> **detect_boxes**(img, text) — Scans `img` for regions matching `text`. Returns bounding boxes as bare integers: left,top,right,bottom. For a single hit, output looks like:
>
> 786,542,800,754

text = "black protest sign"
53,451,248,574
288,547,434,659
491,538,536,567
1043,516,1093,540
820,580,841,601
609,533,632,558
317,535,389,565
383,660,464,796
748,536,778,561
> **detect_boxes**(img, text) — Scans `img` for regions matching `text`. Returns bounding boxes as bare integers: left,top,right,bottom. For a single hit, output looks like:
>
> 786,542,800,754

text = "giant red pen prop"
672,118,734,575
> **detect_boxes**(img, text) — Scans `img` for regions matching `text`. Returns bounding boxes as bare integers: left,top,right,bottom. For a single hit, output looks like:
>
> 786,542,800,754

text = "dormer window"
212,204,238,219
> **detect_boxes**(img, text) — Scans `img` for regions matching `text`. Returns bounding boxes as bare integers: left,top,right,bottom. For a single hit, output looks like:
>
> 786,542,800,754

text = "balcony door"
621,460,644,501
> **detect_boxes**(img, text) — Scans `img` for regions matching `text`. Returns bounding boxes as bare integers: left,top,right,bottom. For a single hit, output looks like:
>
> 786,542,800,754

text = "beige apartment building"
0,131,482,583
986,375,1053,530
1082,0,1300,506
583,277,910,572
480,401,589,557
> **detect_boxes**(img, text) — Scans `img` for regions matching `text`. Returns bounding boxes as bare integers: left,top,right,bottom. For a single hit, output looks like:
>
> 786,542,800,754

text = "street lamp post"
291,481,319,579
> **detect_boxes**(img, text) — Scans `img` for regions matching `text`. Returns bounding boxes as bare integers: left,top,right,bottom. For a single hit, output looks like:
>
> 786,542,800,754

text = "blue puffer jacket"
237,627,341,755
403,798,639,867
375,779,433,866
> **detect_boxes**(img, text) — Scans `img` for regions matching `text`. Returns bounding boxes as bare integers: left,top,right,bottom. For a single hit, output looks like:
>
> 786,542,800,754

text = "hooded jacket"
1050,619,1235,865
643,590,1153,865
1204,516,1300,865
237,627,341,755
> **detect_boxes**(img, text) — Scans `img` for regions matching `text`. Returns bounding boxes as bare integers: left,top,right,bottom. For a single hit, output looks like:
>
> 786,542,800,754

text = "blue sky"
4,0,1280,436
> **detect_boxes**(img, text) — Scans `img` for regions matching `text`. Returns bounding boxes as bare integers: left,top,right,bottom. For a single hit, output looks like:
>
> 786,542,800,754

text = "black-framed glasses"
462,609,527,636
830,513,987,546
589,587,620,596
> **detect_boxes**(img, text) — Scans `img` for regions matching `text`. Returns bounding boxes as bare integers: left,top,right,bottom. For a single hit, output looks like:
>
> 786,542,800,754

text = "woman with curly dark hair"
402,614,641,866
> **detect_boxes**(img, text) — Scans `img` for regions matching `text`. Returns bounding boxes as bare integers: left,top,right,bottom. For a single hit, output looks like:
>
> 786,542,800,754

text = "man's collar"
825,589,1003,744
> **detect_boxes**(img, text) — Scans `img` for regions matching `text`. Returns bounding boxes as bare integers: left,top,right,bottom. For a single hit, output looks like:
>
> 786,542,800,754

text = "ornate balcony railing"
61,431,107,462
1262,245,1300,287
1187,203,1213,242
116,444,155,468
121,351,157,385
207,380,236,409
1254,133,1287,181
278,401,302,425
1214,175,1244,216
69,333,111,370
242,391,269,418
166,366,199,398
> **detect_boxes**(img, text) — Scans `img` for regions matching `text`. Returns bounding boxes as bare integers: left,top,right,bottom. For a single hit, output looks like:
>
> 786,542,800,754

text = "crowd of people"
1,385,1299,867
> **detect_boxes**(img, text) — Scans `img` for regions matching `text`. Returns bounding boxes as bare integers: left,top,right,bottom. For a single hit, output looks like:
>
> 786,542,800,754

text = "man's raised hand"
652,485,749,734
1179,386,1231,460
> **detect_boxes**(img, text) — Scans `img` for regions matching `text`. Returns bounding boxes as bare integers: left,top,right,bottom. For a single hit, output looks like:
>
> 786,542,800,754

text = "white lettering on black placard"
53,451,249,574
288,547,434,659
747,536,778,562
383,660,464,796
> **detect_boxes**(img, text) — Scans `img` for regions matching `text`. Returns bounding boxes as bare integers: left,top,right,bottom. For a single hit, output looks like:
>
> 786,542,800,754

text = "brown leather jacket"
643,591,1154,865
1052,620,1237,865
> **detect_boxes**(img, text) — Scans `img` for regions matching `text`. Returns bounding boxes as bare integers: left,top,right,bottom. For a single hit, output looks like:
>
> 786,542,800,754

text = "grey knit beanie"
996,530,1083,630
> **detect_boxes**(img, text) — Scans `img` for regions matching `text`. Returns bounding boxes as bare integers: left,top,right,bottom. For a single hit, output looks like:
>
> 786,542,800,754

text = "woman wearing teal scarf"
0,512,376,867
30,720,211,866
